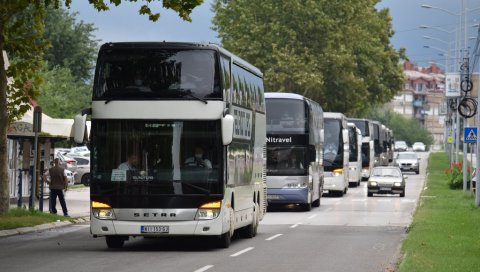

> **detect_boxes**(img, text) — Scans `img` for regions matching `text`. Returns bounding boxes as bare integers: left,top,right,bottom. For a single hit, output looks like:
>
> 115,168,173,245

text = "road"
0,152,428,272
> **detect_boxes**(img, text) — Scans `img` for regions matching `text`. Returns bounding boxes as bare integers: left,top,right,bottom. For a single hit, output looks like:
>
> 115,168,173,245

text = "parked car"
67,154,90,186
412,142,426,152
69,146,90,157
367,166,406,197
394,141,408,152
56,152,78,173
394,151,420,174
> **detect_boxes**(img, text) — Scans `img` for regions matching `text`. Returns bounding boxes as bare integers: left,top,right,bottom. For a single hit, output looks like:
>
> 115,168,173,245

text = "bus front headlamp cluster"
362,167,369,173
332,169,343,177
91,201,116,220
196,201,221,220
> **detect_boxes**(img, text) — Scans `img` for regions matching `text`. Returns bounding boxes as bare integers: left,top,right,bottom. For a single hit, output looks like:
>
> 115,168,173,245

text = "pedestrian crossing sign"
464,127,478,143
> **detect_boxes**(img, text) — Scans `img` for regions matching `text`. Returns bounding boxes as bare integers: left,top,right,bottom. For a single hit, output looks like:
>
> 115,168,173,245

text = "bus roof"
265,92,306,100
99,41,263,77
324,112,345,119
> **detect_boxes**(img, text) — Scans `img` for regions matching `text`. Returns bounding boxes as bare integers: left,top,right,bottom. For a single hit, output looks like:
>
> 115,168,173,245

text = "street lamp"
421,4,460,16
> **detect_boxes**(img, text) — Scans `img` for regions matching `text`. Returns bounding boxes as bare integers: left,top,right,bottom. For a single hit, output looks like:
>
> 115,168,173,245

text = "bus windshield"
91,120,223,195
324,119,344,170
266,99,308,133
94,49,221,100
361,142,370,167
266,146,308,176
351,120,369,136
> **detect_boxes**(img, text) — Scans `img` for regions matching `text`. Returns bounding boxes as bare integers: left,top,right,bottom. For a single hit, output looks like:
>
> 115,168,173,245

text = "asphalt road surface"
0,152,429,272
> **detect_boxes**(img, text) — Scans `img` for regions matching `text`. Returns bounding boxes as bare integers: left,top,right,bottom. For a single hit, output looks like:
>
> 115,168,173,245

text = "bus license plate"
141,225,169,233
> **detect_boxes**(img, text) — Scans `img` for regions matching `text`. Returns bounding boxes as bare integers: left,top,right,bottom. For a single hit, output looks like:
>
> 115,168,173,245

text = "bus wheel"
302,202,312,211
217,231,231,248
240,205,258,238
312,197,320,207
106,236,126,249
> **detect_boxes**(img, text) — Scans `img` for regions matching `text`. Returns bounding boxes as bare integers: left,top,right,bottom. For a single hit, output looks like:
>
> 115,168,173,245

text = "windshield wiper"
178,181,211,195
170,88,208,104
323,158,341,167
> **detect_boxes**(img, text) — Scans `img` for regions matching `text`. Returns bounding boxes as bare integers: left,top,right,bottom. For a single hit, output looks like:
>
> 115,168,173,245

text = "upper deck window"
94,48,221,100
266,99,308,133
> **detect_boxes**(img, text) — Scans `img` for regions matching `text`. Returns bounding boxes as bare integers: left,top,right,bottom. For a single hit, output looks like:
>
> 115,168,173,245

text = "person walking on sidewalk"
44,158,69,217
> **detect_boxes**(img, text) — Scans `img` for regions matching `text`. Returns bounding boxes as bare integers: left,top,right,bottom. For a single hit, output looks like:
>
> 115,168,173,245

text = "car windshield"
395,141,407,147
413,143,424,146
397,153,417,160
372,168,401,177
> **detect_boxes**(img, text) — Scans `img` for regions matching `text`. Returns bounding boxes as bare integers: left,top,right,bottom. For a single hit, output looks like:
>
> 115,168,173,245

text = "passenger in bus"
184,147,212,169
127,71,151,92
284,153,304,169
118,153,139,171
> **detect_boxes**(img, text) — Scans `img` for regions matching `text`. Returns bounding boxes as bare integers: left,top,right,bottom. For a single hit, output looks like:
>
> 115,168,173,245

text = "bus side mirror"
74,114,87,144
222,114,234,145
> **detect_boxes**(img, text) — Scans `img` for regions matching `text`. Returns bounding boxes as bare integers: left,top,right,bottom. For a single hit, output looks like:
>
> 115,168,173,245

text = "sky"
69,0,480,69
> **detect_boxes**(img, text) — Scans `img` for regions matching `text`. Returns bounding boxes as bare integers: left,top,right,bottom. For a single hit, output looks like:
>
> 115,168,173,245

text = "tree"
0,0,203,214
368,109,434,146
212,0,404,116
37,64,92,118
43,6,98,82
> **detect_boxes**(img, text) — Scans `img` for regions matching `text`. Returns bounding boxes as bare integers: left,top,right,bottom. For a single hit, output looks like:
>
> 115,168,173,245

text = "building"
387,61,446,145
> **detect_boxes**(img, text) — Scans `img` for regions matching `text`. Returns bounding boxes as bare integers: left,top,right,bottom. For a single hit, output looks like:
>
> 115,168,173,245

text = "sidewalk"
1,187,91,238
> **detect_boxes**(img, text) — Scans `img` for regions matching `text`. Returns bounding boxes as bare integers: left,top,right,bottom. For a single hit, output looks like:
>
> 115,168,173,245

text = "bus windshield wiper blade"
178,181,211,195
323,158,341,167
170,88,208,104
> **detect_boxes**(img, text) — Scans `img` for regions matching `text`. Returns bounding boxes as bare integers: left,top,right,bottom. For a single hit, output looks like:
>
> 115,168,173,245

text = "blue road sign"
464,127,478,143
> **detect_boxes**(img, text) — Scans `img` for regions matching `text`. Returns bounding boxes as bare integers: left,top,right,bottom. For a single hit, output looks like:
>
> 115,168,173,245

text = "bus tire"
312,197,320,207
302,202,312,211
217,231,231,248
106,236,125,249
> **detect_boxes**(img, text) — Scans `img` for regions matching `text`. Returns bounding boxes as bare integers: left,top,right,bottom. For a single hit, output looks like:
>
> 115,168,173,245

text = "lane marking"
230,247,255,257
194,265,214,272
265,234,283,241
290,223,302,229
307,214,317,219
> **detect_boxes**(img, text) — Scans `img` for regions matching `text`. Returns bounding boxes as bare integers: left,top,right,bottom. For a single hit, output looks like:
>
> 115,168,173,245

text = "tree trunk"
0,20,10,215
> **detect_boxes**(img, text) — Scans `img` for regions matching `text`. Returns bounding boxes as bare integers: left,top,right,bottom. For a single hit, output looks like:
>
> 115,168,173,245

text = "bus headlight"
195,201,221,220
332,168,343,177
362,167,369,174
91,201,116,220
284,182,308,188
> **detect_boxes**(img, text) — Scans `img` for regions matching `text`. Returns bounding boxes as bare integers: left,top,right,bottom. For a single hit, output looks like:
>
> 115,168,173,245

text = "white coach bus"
348,118,375,180
347,122,362,187
265,93,324,211
323,112,349,196
74,42,267,249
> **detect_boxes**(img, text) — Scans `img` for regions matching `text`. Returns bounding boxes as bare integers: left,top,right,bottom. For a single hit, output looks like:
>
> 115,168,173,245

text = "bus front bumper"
323,174,345,193
267,188,309,204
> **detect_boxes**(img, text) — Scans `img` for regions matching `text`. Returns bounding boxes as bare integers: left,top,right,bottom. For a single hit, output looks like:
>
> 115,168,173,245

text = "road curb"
0,216,90,238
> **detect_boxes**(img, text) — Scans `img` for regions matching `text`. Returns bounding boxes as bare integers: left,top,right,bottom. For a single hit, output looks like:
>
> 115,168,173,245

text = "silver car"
394,152,420,174
412,142,426,152
367,167,406,197
68,154,90,186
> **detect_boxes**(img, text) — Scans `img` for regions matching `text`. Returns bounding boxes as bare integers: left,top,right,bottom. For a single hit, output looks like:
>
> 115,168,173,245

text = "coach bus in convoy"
74,42,267,248
265,93,324,211
348,118,375,180
347,122,362,187
323,112,349,196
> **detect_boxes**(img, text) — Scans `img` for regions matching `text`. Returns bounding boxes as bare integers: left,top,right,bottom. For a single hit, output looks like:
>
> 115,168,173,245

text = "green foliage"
445,161,471,190
368,109,434,146
0,207,70,230
399,153,480,272
37,64,92,118
212,0,404,116
43,6,98,82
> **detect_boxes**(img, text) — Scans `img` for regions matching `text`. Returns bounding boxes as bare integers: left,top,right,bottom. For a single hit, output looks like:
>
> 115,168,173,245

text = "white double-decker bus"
348,118,374,180
323,112,349,196
265,93,324,211
74,42,267,248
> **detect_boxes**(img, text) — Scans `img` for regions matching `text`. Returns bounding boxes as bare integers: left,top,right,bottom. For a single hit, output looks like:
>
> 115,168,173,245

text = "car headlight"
394,182,402,187
92,201,116,220
369,181,377,186
362,167,369,173
332,168,343,177
195,201,221,220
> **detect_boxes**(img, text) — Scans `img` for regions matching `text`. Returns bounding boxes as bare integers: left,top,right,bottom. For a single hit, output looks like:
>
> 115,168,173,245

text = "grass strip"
0,208,71,230
398,152,480,272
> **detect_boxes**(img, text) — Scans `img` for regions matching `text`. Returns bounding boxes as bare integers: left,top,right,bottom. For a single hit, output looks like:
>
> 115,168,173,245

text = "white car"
412,142,426,152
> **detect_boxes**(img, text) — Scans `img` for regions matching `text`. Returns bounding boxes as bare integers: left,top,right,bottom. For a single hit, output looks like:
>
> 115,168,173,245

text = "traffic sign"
464,127,477,143
448,136,453,143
